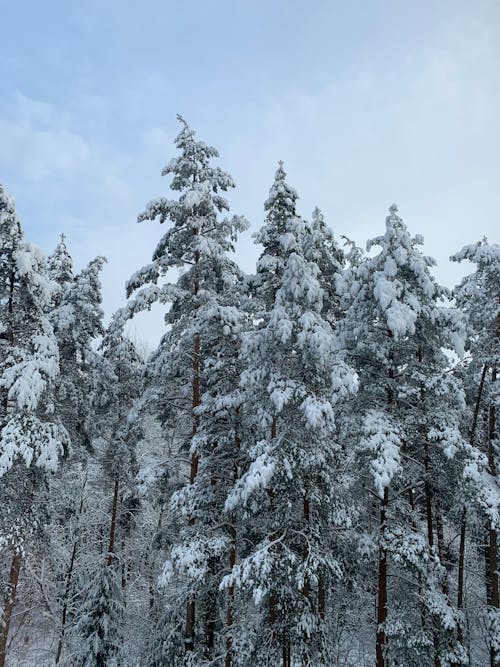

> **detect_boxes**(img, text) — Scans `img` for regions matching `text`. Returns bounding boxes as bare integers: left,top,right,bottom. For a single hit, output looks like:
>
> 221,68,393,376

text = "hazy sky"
1,1,499,344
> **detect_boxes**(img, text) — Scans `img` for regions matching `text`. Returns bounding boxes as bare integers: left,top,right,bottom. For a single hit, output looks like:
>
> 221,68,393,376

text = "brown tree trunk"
185,331,201,652
106,477,119,565
225,458,238,667
0,273,20,667
0,549,22,667
376,487,389,667
424,443,441,667
456,507,467,646
225,522,237,667
269,417,278,630
303,495,311,600
457,363,489,646
486,366,499,667
376,334,395,667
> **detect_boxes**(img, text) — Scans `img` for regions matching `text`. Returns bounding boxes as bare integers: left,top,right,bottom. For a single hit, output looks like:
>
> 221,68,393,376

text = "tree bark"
269,417,278,630
486,365,499,667
457,363,489,646
106,477,119,565
0,271,19,667
225,459,238,667
376,487,389,667
0,549,22,667
185,331,201,652
55,542,77,664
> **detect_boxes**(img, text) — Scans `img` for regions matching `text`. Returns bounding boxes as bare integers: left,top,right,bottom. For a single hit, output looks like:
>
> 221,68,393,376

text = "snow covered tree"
98,321,143,570
452,239,500,666
0,184,68,667
72,557,124,667
220,165,356,666
48,244,106,452
302,206,345,325
45,241,107,663
117,116,248,662
337,204,484,666
48,233,74,307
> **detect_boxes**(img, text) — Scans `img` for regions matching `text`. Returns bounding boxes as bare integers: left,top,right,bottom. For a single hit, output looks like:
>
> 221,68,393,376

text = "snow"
362,411,402,498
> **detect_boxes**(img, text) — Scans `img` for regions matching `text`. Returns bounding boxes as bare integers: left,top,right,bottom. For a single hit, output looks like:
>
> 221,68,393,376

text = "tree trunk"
185,332,201,652
0,549,22,667
435,508,448,597
457,507,467,646
486,365,499,667
0,277,19,667
269,417,278,630
55,542,77,664
376,487,389,667
107,477,119,565
457,363,489,646
303,495,311,600
225,460,238,667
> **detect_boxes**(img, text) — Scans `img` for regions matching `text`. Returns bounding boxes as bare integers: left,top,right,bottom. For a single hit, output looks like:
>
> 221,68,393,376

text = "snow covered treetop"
0,183,22,245
452,237,500,268
121,117,247,324
452,238,500,359
138,115,236,227
48,233,73,287
255,161,299,248
342,205,450,341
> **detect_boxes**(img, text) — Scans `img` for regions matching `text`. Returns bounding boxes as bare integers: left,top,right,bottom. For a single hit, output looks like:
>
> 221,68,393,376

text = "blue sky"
1,1,499,343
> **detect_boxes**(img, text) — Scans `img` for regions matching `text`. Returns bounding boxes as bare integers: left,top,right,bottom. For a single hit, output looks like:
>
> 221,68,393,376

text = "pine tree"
221,165,356,666
0,184,68,667
46,242,107,663
452,239,500,666
337,204,480,666
117,116,248,662
49,247,106,452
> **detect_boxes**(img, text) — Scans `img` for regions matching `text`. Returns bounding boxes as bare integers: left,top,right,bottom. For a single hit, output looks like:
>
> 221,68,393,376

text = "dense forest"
0,116,498,667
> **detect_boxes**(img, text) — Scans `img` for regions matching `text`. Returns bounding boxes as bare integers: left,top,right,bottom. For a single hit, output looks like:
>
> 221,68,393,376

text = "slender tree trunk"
55,469,87,664
486,366,499,667
225,459,238,667
55,542,77,664
376,334,394,667
185,331,201,652
303,495,311,600
424,441,441,667
457,363,489,646
376,487,389,667
107,477,119,565
436,508,448,597
0,271,19,667
269,417,278,631
0,549,21,667
457,507,467,646
409,487,426,630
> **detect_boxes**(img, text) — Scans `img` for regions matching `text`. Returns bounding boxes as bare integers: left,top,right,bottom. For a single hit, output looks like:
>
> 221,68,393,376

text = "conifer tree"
0,184,68,667
221,165,356,666
452,240,500,666
46,241,107,663
337,205,482,666
117,116,248,661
